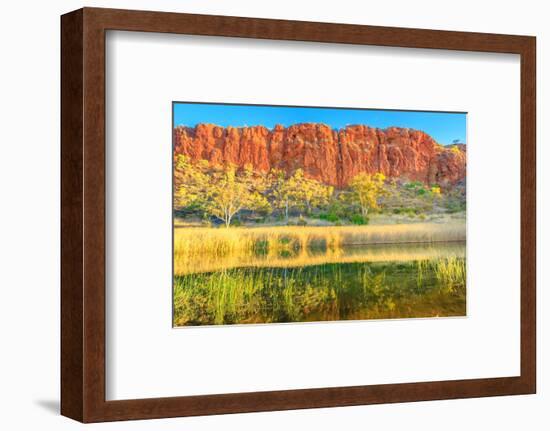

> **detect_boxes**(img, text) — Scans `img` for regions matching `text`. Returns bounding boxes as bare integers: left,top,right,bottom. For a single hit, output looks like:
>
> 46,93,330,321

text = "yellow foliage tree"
450,145,462,156
173,154,209,210
348,172,386,217
205,164,270,227
286,169,333,217
267,169,291,221
266,168,333,221
430,185,442,197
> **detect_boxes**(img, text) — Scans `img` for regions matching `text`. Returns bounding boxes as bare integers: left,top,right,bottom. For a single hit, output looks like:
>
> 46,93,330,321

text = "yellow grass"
174,222,466,275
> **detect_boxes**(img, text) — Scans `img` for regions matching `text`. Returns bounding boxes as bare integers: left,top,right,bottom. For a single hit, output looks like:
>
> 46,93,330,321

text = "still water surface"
173,242,466,326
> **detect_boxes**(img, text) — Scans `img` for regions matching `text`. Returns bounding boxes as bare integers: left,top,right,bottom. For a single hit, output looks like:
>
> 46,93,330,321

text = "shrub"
405,181,423,190
350,214,369,225
318,212,339,222
327,200,351,219
445,200,466,213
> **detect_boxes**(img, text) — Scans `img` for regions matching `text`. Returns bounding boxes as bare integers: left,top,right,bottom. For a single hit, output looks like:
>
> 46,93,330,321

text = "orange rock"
173,123,466,188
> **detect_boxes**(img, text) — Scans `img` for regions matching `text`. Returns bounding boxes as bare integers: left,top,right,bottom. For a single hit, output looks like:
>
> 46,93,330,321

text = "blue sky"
173,102,466,146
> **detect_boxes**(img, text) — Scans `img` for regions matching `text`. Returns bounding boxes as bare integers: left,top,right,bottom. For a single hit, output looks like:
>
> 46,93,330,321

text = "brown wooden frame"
61,7,536,423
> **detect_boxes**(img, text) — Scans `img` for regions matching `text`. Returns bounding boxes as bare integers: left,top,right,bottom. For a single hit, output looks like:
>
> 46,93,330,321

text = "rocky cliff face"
174,123,466,188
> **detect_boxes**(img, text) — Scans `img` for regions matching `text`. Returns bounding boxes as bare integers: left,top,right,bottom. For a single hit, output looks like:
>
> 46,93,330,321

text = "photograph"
172,102,467,326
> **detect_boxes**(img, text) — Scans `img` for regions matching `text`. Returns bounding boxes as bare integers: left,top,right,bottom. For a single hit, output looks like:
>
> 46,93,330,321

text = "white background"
0,0,548,429
106,32,520,400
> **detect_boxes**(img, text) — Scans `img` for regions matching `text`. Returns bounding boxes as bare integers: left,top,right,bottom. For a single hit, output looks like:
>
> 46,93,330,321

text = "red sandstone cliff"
174,123,466,188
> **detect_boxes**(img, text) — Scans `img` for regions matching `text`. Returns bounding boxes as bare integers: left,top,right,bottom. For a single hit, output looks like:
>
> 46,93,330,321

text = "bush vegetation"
174,155,465,227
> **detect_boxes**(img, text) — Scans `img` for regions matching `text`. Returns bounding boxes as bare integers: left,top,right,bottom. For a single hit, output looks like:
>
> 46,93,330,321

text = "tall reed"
174,223,466,275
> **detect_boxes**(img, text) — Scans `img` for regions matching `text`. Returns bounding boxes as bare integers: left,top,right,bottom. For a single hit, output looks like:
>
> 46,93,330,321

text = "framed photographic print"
61,7,536,422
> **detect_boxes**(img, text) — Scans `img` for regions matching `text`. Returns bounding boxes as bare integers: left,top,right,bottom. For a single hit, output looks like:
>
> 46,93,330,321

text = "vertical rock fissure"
336,128,344,188
376,128,383,173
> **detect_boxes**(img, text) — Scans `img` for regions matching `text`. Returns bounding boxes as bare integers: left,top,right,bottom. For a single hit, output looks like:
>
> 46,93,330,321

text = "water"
173,242,466,326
